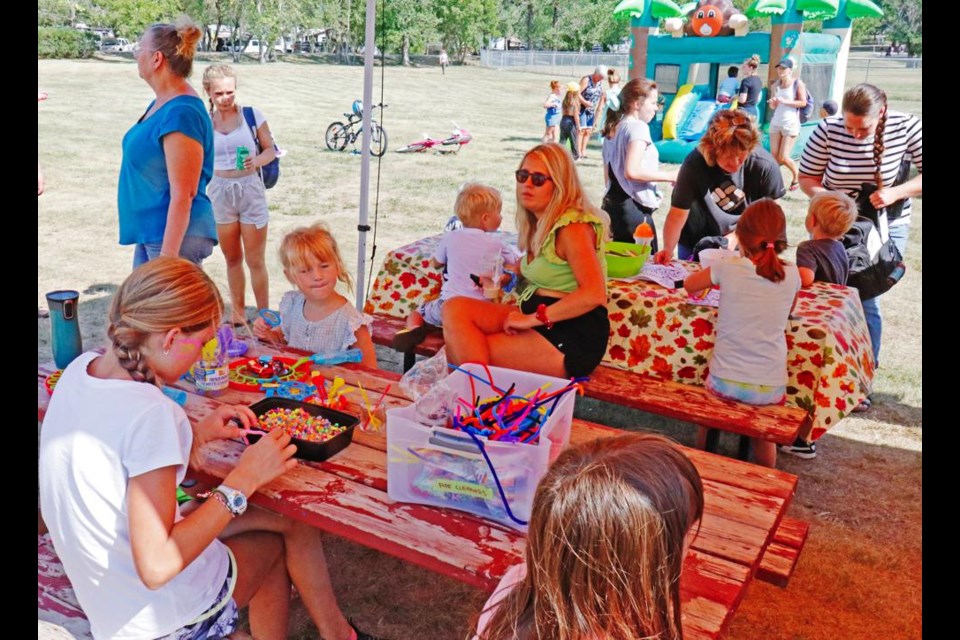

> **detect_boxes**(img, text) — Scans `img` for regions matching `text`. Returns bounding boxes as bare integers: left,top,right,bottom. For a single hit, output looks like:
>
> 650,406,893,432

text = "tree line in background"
38,0,921,61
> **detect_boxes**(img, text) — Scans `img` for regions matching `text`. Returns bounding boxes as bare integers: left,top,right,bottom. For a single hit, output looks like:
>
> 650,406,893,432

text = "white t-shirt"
769,81,801,129
709,257,800,387
608,115,662,209
213,106,266,171
435,228,518,300
39,352,229,640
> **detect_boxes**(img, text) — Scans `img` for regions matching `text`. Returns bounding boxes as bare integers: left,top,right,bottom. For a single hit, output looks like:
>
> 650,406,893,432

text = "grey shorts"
209,174,270,228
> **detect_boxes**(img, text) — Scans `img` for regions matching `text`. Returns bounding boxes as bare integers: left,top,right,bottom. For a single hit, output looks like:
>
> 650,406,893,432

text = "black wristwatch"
211,485,248,517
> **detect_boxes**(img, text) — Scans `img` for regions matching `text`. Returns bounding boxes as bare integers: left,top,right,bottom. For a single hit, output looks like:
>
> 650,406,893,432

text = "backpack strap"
241,106,262,154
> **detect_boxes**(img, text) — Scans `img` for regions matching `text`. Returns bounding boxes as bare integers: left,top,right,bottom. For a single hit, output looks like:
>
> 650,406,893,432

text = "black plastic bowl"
247,397,359,462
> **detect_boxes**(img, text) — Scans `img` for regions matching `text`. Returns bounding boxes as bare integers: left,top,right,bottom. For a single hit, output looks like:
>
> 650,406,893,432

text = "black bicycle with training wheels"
324,101,388,157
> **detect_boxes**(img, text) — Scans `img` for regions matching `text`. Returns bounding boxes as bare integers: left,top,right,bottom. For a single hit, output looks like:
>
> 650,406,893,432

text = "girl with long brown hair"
684,199,800,467
601,77,679,245
476,433,704,640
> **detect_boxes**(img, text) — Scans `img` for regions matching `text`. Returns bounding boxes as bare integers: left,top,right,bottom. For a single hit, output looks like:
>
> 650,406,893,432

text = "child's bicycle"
396,123,472,154
324,100,389,157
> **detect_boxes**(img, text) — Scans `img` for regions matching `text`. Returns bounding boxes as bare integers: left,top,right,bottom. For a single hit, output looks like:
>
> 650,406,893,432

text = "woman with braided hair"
798,83,922,404
39,258,381,640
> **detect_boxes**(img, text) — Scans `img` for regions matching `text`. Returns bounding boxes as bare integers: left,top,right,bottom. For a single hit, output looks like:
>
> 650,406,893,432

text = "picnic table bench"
366,234,875,447
368,312,809,459
38,347,807,639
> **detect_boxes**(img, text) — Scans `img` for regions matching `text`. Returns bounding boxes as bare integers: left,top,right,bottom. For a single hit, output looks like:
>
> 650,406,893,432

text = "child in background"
39,258,377,640
393,183,516,352
717,65,740,103
254,223,377,367
542,80,563,143
475,433,704,640
795,191,858,288
820,99,839,119
684,199,800,467
559,82,582,160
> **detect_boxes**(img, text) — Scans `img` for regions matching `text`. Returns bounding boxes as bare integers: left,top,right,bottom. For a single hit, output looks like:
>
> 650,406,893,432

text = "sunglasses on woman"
515,169,553,187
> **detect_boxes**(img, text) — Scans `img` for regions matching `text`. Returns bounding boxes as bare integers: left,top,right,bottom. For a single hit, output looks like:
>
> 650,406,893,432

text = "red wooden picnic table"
38,345,799,640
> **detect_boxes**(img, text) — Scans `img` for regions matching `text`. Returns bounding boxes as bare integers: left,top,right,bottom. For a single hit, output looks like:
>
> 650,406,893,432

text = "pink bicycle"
396,123,472,154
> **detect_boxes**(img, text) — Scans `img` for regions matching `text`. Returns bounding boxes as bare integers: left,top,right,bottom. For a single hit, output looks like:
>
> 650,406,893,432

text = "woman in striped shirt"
798,83,922,398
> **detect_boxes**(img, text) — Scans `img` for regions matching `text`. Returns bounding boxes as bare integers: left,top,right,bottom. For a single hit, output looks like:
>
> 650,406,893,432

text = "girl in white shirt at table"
475,433,703,640
684,199,800,468
39,258,376,640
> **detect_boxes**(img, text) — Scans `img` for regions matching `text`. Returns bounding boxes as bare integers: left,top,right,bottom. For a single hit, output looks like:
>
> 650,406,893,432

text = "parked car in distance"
101,38,135,53
293,41,313,53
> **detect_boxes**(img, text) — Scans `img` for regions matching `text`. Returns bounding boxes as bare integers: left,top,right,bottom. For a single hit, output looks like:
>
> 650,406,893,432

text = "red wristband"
535,303,554,330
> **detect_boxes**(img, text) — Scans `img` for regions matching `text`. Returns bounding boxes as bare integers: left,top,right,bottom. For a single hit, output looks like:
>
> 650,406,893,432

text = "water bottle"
46,290,83,369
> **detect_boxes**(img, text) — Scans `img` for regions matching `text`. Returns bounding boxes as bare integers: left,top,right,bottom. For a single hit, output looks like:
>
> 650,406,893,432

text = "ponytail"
602,77,657,139
734,199,789,283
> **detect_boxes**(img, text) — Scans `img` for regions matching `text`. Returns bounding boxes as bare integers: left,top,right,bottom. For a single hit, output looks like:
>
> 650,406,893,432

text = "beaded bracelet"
535,303,554,330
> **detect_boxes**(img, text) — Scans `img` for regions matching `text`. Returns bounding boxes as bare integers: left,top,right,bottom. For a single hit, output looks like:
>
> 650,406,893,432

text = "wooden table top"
38,344,798,640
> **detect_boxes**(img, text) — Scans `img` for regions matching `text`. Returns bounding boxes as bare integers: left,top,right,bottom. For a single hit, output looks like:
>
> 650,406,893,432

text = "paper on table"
610,261,690,288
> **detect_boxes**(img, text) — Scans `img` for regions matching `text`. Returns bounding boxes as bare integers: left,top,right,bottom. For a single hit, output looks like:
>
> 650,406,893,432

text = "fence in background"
480,49,921,81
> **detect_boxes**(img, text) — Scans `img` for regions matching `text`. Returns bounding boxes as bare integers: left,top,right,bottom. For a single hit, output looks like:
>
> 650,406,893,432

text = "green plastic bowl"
605,241,651,278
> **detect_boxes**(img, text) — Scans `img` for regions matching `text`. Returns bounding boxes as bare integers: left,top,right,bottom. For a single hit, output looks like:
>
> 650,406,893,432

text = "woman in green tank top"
443,143,612,378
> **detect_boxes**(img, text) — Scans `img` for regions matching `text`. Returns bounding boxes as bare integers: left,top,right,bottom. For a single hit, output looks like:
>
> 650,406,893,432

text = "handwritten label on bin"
431,479,494,500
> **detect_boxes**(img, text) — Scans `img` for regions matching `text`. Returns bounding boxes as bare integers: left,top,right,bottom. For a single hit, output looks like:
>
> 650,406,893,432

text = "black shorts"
520,294,610,378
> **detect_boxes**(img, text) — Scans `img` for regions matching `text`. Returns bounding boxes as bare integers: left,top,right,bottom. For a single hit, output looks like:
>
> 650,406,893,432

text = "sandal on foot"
789,180,800,191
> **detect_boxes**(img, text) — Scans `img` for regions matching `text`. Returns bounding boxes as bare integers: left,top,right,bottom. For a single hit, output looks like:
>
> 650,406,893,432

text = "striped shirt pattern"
799,111,922,226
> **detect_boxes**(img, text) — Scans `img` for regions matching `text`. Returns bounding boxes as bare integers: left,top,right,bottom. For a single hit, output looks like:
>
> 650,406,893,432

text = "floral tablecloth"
365,234,874,438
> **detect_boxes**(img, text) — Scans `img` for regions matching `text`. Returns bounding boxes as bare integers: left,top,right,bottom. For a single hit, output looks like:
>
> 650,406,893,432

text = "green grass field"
37,56,921,639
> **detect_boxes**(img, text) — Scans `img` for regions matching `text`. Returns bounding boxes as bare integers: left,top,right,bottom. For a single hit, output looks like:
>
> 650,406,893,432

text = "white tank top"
213,107,265,171
770,81,801,127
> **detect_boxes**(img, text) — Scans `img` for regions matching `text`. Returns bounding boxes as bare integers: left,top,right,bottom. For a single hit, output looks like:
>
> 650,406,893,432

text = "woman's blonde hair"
455,183,502,227
144,16,203,78
479,433,704,640
201,63,237,114
108,257,223,385
743,53,761,70
279,222,353,290
697,109,761,166
607,68,621,85
515,143,609,253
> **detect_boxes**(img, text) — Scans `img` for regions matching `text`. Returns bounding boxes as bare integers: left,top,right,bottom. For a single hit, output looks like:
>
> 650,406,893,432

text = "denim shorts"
418,298,444,326
545,112,561,127
579,110,596,128
132,236,216,268
209,174,270,229
156,549,239,640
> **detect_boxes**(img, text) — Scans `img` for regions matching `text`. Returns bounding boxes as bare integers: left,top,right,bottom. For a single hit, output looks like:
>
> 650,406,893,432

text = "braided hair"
842,83,888,187
108,257,223,385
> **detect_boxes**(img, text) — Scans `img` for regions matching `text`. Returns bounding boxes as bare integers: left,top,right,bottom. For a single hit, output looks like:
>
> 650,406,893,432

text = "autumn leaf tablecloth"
366,234,874,438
